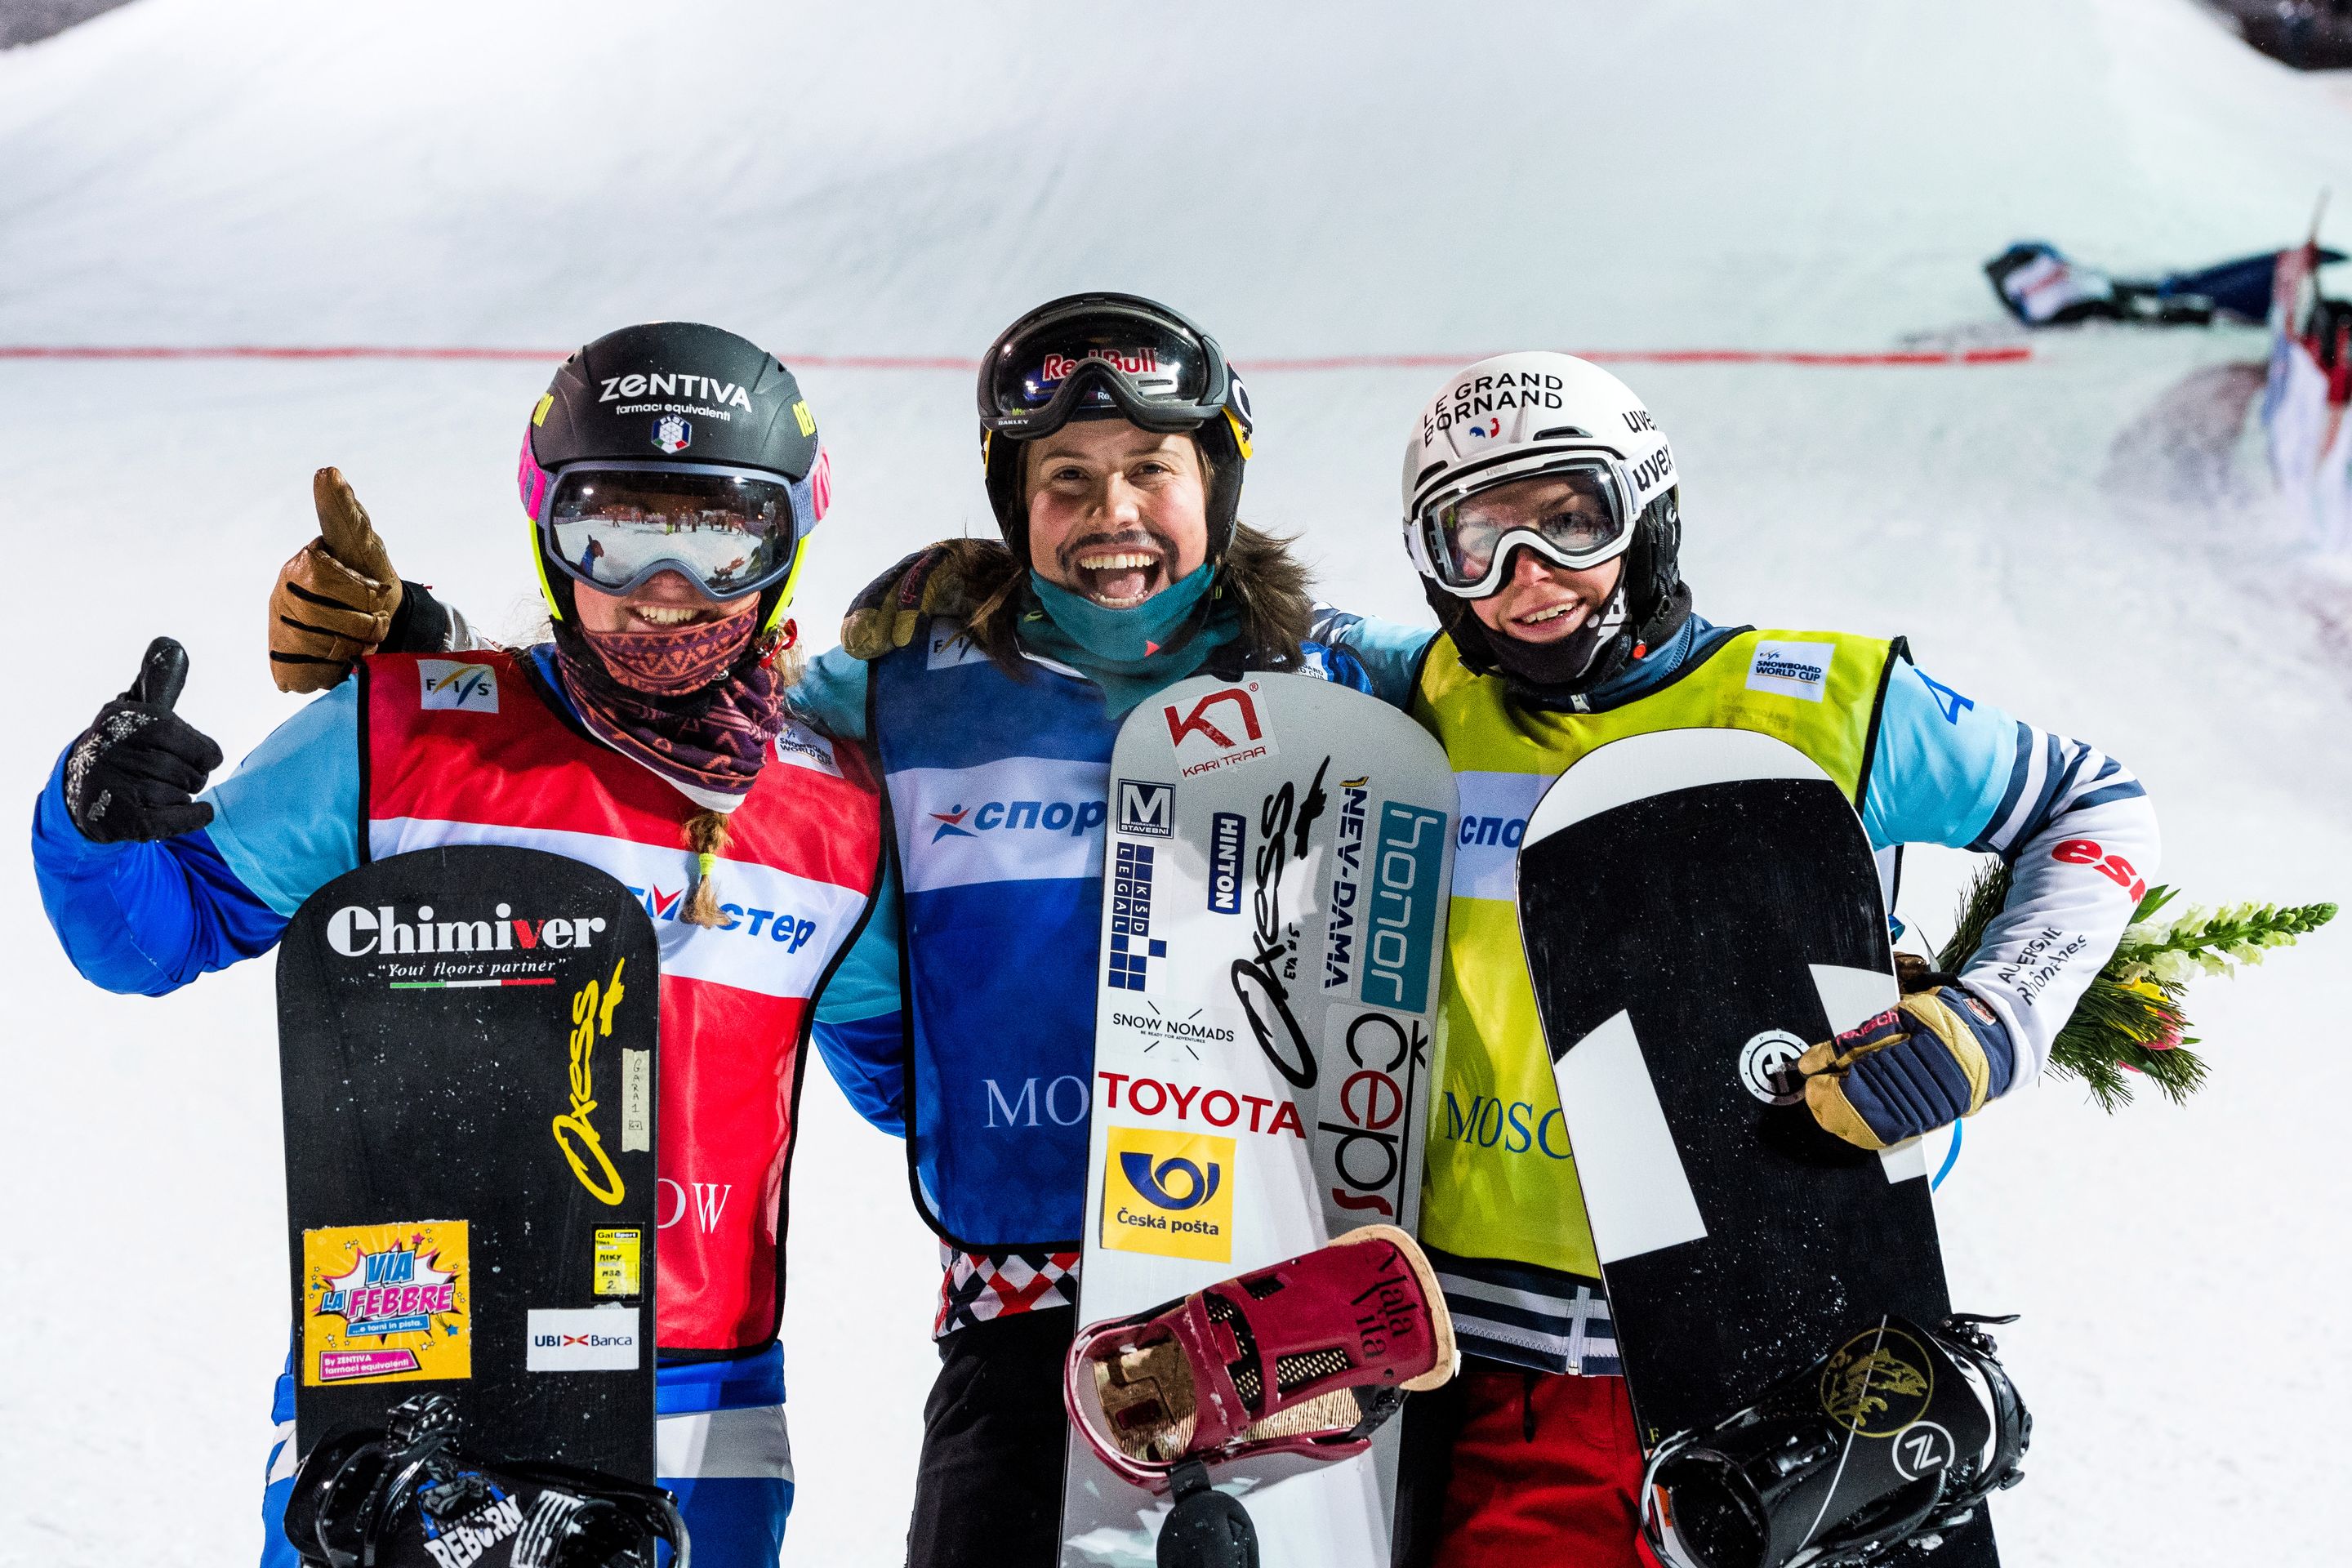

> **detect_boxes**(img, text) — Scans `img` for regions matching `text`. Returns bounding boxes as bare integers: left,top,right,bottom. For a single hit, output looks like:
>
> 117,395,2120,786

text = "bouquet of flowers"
1935,865,2336,1111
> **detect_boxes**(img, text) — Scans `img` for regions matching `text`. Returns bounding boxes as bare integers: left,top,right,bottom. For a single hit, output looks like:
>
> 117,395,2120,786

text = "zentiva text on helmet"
1423,371,1566,439
1227,757,1330,1089
598,372,755,411
327,903,608,956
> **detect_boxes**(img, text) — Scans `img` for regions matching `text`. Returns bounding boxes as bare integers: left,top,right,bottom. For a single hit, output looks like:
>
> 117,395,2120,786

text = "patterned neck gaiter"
552,611,790,803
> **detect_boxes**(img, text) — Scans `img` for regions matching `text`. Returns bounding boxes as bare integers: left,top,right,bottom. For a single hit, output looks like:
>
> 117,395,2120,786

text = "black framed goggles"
537,461,807,601
978,295,1236,439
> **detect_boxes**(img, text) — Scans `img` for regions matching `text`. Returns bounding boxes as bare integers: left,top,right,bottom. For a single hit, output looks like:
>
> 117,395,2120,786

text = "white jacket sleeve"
1864,660,2158,1088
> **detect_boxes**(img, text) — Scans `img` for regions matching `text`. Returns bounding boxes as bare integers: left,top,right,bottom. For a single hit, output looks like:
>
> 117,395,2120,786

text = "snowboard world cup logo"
1819,1323,1935,1437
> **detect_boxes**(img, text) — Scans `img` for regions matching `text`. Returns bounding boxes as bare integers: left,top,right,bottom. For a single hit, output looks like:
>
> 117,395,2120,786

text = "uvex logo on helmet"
597,372,755,411
327,902,608,957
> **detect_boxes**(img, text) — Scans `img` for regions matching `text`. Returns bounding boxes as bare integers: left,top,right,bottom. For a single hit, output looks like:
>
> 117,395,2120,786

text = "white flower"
2226,942,2266,967
2152,951,2200,986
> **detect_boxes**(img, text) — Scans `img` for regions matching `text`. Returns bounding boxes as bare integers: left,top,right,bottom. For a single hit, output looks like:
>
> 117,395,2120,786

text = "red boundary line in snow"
0,345,2032,368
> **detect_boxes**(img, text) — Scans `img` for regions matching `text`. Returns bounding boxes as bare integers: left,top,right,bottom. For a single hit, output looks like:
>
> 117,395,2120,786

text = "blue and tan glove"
1798,978,2017,1150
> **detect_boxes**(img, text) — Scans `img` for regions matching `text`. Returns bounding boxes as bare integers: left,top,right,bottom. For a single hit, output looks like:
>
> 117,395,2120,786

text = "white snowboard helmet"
1401,352,1677,599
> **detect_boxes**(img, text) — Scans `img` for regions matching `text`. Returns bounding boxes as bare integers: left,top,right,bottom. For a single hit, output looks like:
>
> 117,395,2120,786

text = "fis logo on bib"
419,659,499,713
1102,1126,1236,1262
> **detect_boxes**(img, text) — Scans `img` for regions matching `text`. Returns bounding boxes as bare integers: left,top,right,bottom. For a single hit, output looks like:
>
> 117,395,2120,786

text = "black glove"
63,638,225,844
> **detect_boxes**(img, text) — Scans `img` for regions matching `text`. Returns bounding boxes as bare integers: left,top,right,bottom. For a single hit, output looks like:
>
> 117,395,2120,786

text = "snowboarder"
1313,350,2160,1566
261,292,1397,1567
32,321,883,1567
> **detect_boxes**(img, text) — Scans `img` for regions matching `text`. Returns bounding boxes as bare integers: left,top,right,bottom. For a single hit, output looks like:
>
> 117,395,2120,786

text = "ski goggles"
537,461,813,601
979,294,1241,439
1407,452,1642,599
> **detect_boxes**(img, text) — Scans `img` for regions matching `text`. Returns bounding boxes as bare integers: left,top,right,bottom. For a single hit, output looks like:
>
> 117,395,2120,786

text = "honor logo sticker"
419,660,499,713
1745,640,1834,702
1102,1126,1236,1261
1163,684,1276,777
1116,778,1175,839
526,1307,642,1371
651,414,692,454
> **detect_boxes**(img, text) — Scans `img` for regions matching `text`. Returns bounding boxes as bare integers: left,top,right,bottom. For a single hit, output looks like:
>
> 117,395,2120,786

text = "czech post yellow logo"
1102,1125,1236,1262
301,1219,471,1387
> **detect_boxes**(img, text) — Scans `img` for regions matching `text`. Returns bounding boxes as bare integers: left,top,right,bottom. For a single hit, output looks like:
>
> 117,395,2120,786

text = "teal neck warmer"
1022,563,1238,716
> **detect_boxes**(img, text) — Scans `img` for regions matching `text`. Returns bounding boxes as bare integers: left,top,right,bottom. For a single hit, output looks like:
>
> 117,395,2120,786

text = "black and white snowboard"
277,845,661,1481
1516,728,1998,1566
1058,674,1458,1566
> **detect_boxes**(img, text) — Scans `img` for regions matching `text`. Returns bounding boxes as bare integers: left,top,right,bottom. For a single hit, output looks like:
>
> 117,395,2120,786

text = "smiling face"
572,570,754,633
1023,419,1210,608
1467,547,1626,644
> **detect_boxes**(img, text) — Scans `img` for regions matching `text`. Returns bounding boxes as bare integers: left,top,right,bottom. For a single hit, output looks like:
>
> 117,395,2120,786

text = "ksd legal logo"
1163,684,1277,777
1101,1125,1236,1263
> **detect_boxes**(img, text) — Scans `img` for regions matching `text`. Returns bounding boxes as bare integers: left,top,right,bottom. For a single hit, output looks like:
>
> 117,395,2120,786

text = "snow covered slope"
2,2,2347,1563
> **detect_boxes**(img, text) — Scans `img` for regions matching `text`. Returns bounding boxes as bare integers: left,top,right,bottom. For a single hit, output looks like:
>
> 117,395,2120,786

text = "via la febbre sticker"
301,1219,471,1387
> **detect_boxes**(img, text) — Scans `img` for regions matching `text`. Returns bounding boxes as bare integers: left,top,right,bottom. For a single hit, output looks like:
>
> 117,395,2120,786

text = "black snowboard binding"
283,1395,689,1568
1642,1314,2029,1568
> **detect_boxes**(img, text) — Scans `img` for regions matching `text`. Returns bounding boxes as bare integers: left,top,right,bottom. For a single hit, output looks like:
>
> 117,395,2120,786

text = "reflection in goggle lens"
1436,469,1626,586
549,471,796,596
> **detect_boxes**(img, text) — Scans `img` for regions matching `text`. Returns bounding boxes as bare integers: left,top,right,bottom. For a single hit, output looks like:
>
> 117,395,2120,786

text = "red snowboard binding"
1065,1224,1458,1488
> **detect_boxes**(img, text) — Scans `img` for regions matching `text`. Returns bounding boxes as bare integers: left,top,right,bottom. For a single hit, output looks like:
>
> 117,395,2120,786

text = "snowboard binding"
283,1394,690,1568
1063,1223,1458,1489
1642,1313,2029,1568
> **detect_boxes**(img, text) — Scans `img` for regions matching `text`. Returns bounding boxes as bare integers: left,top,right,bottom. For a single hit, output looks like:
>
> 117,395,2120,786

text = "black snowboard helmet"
976,292,1254,566
519,320,829,638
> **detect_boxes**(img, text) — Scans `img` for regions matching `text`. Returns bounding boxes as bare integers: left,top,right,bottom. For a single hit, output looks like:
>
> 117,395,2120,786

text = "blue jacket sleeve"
809,846,906,1137
30,684,363,996
1308,608,1438,710
786,645,871,743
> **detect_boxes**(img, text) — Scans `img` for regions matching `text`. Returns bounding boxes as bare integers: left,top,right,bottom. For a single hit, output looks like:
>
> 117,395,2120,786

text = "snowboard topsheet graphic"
277,845,661,1482
1516,728,1997,1567
1058,673,1459,1566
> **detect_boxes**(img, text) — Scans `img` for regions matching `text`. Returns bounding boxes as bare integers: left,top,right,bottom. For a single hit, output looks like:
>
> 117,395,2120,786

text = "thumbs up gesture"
63,637,225,843
268,467,404,693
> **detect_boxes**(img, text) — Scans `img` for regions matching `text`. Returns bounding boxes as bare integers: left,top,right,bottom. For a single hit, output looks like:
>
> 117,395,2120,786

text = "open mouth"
627,602,721,629
1508,598,1589,638
1067,540,1169,608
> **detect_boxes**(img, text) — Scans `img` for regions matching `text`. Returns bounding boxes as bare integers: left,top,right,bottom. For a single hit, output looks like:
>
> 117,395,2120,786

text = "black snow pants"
906,1308,1076,1567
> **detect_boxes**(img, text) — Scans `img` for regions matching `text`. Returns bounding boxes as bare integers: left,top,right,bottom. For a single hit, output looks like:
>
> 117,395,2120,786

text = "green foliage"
1935,862,2335,1112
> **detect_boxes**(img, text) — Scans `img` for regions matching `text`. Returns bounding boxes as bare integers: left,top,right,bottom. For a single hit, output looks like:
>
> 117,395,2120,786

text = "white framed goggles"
537,461,812,601
1405,448,1642,599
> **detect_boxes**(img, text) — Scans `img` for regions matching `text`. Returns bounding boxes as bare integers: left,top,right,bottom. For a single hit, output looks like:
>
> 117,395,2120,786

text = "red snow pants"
1429,1367,1659,1568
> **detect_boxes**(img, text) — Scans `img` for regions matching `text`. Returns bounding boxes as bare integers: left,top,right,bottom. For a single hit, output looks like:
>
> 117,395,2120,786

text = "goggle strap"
763,539,810,632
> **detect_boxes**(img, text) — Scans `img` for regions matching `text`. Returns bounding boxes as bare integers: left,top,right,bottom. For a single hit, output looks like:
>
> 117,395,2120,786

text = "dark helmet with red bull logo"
977,292,1254,563
518,321,831,635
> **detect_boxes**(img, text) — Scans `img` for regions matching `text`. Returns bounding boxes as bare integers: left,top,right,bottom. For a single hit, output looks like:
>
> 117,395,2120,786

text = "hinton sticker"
302,1219,471,1387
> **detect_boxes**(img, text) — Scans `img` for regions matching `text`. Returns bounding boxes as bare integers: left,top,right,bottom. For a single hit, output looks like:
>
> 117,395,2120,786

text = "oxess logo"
1102,1126,1236,1262
554,959,630,1206
1164,684,1277,777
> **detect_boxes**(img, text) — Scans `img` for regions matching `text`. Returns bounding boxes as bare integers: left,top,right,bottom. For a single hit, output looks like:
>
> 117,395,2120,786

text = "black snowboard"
1516,729,1997,1566
278,846,660,1481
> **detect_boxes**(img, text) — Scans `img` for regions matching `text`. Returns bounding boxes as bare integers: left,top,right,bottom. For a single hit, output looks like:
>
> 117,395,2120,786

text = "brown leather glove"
839,539,1014,661
269,468,403,693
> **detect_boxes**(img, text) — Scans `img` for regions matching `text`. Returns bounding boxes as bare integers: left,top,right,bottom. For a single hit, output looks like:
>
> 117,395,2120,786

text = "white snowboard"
1058,672,1459,1566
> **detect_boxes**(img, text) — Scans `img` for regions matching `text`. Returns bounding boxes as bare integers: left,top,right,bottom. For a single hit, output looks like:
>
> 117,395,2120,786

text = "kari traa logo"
652,414,692,453
316,1241,459,1338
931,806,975,842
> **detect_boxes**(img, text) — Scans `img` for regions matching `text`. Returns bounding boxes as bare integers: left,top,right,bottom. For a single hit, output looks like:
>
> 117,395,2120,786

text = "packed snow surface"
2,2,2348,1563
